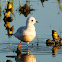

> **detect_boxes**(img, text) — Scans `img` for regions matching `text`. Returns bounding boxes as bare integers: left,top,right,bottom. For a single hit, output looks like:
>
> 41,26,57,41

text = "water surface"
0,0,62,62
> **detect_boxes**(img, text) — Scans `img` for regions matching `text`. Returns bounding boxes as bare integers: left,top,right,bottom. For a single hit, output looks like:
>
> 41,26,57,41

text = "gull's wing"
17,26,26,33
14,26,26,37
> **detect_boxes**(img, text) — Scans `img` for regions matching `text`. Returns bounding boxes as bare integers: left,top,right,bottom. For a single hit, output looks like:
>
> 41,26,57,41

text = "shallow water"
0,0,62,62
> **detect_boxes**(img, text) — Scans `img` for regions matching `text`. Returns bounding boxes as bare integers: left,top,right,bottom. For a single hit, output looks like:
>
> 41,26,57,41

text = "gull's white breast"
14,16,37,42
14,26,36,42
21,29,36,42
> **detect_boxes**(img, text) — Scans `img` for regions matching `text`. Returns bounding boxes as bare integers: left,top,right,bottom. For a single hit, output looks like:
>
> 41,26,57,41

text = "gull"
14,16,38,48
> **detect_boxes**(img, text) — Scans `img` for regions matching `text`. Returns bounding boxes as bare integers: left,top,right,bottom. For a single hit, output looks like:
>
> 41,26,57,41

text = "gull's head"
26,17,38,25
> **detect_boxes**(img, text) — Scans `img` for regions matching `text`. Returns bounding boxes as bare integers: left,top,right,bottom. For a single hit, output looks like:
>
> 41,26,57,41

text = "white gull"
14,16,38,48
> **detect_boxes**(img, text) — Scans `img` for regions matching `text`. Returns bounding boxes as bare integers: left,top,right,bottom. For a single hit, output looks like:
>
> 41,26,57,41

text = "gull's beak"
36,21,39,23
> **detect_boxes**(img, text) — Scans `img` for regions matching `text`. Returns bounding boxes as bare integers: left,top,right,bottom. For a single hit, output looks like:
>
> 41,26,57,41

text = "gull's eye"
31,20,33,22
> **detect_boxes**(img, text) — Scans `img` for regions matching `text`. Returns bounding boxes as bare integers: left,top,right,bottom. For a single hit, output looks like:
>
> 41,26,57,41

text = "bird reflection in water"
18,0,35,17
6,44,36,62
3,1,14,37
19,51,36,62
40,0,48,7
6,60,12,62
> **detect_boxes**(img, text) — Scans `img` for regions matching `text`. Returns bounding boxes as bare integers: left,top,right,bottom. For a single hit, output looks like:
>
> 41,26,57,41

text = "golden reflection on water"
3,1,14,37
46,30,61,46
0,0,62,62
0,0,2,21
46,30,62,56
52,44,61,55
6,44,36,62
58,0,62,12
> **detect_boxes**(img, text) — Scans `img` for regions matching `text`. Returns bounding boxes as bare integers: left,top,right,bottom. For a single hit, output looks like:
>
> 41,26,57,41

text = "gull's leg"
27,43,28,49
27,42,29,50
36,36,39,47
